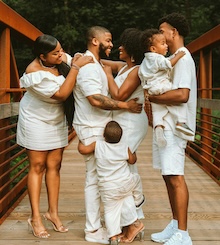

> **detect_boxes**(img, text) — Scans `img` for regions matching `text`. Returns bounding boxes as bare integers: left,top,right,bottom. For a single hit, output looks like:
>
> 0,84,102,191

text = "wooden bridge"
0,2,220,244
0,128,220,244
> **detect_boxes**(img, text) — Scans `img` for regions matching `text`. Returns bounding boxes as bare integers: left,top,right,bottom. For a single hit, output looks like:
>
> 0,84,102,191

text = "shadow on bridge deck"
0,127,219,244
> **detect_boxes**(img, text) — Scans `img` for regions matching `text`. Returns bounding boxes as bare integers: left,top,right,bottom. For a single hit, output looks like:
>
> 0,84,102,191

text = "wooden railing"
0,1,219,225
186,25,220,185
0,2,75,224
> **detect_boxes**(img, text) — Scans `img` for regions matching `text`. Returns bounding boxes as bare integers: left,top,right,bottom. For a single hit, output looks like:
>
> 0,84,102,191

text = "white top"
138,52,172,95
95,140,132,190
112,65,148,152
73,50,112,139
164,47,197,141
17,71,68,150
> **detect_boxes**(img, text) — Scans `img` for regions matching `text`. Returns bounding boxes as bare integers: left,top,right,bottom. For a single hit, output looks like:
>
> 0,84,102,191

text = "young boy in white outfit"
78,120,145,245
138,28,194,147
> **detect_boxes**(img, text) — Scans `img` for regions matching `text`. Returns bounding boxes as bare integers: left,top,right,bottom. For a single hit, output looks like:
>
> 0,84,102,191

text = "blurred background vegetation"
3,0,220,78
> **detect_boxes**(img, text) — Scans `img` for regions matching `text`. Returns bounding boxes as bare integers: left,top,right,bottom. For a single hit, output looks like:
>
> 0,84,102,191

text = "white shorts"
152,130,187,175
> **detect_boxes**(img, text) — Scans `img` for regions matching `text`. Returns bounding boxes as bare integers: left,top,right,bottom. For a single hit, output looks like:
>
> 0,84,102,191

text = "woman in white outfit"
102,28,148,241
17,34,92,239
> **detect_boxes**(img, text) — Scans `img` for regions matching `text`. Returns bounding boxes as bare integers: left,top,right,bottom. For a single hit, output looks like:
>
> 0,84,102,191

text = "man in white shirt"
147,13,197,245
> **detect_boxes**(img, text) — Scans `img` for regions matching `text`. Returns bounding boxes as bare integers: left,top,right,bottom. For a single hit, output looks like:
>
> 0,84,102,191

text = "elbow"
78,146,85,155
178,88,190,103
112,93,127,101
51,94,67,102
180,95,189,103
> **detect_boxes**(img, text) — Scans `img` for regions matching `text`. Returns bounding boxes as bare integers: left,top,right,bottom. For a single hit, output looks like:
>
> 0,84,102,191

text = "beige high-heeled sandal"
43,214,68,233
121,220,145,243
27,218,50,238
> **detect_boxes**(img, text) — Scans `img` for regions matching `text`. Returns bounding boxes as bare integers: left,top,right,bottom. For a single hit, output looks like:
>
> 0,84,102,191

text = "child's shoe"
155,126,167,147
176,122,194,136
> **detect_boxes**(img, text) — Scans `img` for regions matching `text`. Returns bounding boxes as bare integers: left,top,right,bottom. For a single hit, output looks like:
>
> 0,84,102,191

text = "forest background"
3,0,220,79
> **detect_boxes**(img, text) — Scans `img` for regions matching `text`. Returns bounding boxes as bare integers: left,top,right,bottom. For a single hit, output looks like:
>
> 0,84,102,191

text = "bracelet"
71,63,80,70
145,94,150,101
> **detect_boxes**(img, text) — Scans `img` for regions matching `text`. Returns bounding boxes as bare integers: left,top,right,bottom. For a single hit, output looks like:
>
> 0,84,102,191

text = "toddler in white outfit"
78,120,145,244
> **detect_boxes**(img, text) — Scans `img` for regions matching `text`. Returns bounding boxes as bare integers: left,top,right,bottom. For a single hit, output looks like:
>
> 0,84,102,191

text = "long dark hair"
34,34,74,128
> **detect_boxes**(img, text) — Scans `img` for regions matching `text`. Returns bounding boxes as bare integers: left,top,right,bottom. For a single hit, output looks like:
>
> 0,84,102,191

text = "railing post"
0,28,11,210
199,49,213,171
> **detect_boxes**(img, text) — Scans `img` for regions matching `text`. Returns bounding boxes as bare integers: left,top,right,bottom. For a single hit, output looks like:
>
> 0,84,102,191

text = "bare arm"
127,148,137,164
169,50,185,67
78,141,96,155
104,65,141,101
148,88,190,105
87,94,142,113
51,55,93,101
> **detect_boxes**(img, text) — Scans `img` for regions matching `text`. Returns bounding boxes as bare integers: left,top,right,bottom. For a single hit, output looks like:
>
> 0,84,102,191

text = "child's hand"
176,50,186,58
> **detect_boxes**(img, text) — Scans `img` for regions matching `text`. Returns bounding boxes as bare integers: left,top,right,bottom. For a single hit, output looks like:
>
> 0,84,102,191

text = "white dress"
112,65,148,153
17,71,68,150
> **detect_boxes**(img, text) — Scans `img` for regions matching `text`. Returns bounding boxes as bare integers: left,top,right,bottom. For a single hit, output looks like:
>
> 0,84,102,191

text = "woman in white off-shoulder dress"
102,28,148,243
17,34,92,239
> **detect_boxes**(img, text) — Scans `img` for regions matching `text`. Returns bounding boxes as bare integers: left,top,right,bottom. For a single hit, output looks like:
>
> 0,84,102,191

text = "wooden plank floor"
0,127,220,244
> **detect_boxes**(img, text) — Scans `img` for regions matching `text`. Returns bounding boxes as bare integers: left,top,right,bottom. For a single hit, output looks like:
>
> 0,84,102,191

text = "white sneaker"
155,127,167,147
85,227,109,244
164,232,193,245
151,220,176,243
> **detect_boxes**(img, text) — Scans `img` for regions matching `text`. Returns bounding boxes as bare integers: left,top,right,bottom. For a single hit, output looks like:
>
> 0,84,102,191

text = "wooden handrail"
187,24,220,54
0,1,42,41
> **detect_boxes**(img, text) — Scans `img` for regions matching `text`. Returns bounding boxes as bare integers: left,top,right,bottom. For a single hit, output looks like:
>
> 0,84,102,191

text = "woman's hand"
71,55,94,69
103,65,113,77
127,98,142,113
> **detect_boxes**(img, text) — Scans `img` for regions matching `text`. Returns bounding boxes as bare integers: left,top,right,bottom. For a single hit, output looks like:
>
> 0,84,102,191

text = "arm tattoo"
92,94,120,110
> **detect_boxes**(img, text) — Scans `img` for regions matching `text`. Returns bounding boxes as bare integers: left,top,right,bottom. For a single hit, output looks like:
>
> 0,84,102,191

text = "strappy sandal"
27,218,50,238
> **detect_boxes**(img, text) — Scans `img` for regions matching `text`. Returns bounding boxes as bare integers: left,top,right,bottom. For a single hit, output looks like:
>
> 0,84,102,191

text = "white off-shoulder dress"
17,71,68,150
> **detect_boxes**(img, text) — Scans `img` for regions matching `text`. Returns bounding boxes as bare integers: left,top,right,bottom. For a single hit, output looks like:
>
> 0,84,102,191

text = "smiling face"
97,32,113,58
41,42,64,66
118,45,129,61
150,33,168,56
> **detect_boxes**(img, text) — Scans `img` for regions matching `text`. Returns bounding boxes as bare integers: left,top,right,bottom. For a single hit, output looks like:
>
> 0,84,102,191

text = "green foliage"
3,0,220,93
3,0,220,60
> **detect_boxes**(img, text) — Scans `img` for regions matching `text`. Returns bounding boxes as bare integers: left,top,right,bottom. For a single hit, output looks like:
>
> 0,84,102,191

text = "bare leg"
26,149,50,237
44,148,68,232
163,175,189,230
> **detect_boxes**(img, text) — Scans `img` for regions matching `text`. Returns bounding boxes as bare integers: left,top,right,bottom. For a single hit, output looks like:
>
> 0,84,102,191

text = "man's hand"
127,98,142,113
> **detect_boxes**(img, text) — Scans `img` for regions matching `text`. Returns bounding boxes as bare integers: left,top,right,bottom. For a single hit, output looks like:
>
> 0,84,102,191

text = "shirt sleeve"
171,49,192,90
156,55,172,71
77,63,103,96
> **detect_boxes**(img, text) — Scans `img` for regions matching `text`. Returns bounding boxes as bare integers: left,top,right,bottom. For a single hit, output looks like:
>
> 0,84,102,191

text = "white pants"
100,173,142,238
81,135,102,232
129,164,145,220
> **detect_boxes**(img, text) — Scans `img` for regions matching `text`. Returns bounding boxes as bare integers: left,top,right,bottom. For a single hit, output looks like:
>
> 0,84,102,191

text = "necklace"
39,59,56,69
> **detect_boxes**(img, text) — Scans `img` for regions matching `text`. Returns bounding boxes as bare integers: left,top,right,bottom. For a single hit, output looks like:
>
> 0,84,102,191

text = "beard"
99,43,109,59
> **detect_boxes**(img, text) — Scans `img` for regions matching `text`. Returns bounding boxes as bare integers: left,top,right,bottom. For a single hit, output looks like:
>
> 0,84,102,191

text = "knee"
165,175,185,189
29,161,46,174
